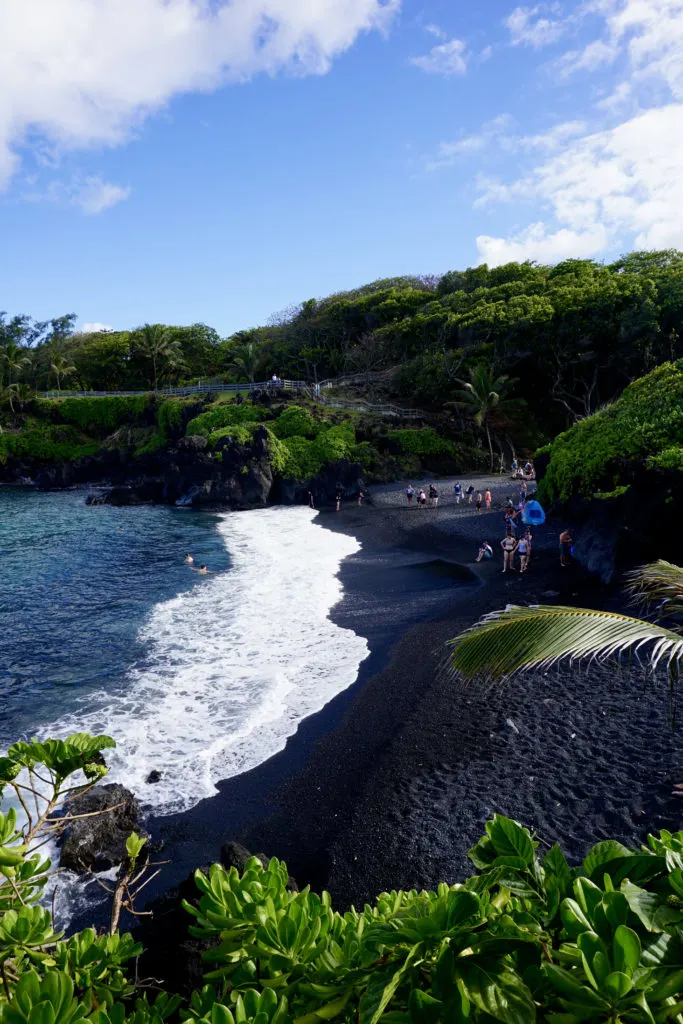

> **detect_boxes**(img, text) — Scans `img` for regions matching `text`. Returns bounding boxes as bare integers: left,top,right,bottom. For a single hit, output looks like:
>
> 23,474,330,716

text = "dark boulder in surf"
59,783,145,873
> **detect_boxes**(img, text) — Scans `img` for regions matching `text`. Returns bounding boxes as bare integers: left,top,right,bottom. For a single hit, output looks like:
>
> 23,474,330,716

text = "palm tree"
454,365,516,473
228,342,265,384
448,560,683,715
137,324,185,390
50,354,76,393
2,341,30,388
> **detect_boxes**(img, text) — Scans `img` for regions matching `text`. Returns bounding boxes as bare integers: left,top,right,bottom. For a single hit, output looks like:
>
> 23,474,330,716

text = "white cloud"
426,114,514,170
0,0,398,189
480,45,494,61
424,23,447,40
477,222,609,265
518,119,588,150
410,37,467,76
81,322,114,333
475,105,683,264
506,5,566,47
21,175,130,214
557,38,619,76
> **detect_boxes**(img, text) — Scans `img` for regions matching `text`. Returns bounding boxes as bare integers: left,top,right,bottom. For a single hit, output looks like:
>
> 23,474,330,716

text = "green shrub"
186,402,268,437
0,422,99,464
38,395,155,436
272,405,318,439
540,360,683,503
388,427,453,456
157,397,202,439
351,441,380,472
3,732,683,1024
207,424,256,448
650,445,683,471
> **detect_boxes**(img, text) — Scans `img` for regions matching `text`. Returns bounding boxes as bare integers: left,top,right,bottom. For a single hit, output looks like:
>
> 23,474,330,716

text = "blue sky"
1,0,682,335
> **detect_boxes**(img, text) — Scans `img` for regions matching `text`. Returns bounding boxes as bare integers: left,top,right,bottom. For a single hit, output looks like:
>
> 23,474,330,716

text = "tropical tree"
228,341,265,383
137,323,185,390
454,365,514,472
1,340,30,387
50,353,76,392
448,559,683,716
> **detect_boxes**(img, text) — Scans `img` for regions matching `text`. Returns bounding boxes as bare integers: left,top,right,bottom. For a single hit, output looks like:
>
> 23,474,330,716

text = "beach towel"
521,499,545,525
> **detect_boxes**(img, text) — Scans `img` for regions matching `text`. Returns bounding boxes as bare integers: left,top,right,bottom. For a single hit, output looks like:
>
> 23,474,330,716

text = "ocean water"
0,489,368,816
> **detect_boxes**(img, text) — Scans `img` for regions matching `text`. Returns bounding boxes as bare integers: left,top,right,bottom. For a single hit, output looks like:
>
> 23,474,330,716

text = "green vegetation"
186,403,269,438
448,559,683,702
388,428,454,456
0,422,99,465
2,731,683,1024
538,360,683,504
41,396,155,437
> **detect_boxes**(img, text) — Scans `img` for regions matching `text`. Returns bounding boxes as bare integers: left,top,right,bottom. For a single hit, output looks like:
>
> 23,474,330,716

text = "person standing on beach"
335,484,342,512
511,458,518,477
466,484,475,504
475,491,483,512
560,528,573,566
418,488,427,507
309,490,315,509
501,530,518,572
428,484,439,508
524,527,533,564
517,534,530,573
485,488,492,510
406,484,415,505
454,481,462,504
520,481,527,503
358,488,365,506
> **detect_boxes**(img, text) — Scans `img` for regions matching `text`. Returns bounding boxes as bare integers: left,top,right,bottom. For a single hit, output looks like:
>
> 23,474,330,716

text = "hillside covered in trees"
3,249,683,448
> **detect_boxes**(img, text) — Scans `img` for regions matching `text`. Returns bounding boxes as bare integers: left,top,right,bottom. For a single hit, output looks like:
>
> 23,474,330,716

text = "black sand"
132,475,683,916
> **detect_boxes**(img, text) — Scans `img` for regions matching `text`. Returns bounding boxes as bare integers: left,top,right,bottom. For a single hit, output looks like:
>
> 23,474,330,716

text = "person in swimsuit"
484,488,492,509
184,553,194,564
418,489,427,507
454,482,462,504
476,541,493,562
191,564,211,575
520,481,527,502
406,484,414,505
475,491,483,511
358,488,365,506
517,534,530,572
501,530,518,572
335,485,343,512
309,491,315,509
524,527,533,564
559,528,573,566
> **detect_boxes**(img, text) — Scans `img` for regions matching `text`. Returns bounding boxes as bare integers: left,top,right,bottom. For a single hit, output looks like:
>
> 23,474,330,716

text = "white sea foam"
42,507,368,816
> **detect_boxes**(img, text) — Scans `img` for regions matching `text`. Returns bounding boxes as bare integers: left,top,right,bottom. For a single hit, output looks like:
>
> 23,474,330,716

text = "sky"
1,0,682,336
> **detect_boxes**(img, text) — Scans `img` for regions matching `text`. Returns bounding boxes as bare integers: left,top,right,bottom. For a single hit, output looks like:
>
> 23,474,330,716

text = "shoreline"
67,475,682,951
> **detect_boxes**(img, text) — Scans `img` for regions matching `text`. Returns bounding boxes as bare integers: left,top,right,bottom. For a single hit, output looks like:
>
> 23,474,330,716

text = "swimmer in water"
184,553,194,564
191,564,210,575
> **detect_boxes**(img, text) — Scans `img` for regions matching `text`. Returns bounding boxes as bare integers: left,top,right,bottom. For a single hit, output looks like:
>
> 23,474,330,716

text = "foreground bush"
1,734,683,1024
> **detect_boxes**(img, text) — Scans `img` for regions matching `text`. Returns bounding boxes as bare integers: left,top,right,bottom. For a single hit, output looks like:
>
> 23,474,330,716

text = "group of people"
510,459,535,480
184,553,210,575
476,526,533,573
406,483,440,507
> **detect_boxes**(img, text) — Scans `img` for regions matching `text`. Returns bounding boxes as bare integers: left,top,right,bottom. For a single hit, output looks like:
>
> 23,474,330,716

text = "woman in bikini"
501,530,518,573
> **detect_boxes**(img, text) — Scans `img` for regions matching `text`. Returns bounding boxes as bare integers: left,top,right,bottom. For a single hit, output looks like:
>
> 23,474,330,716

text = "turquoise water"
0,488,229,745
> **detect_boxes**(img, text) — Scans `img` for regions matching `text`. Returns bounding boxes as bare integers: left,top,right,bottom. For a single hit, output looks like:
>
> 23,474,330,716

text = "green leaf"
408,991,442,1024
604,972,632,1000
613,925,641,976
582,841,634,879
486,817,536,866
360,945,422,1024
458,963,536,1024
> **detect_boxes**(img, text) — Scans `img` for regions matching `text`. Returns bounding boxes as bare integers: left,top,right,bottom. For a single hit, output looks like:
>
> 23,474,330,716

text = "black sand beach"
135,474,682,929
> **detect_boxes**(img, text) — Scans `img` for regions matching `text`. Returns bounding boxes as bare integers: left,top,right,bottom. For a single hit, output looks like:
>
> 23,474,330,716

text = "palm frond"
624,560,683,620
447,604,683,682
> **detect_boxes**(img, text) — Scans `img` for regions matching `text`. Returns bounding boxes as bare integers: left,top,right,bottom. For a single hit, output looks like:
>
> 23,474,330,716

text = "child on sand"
475,541,493,562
